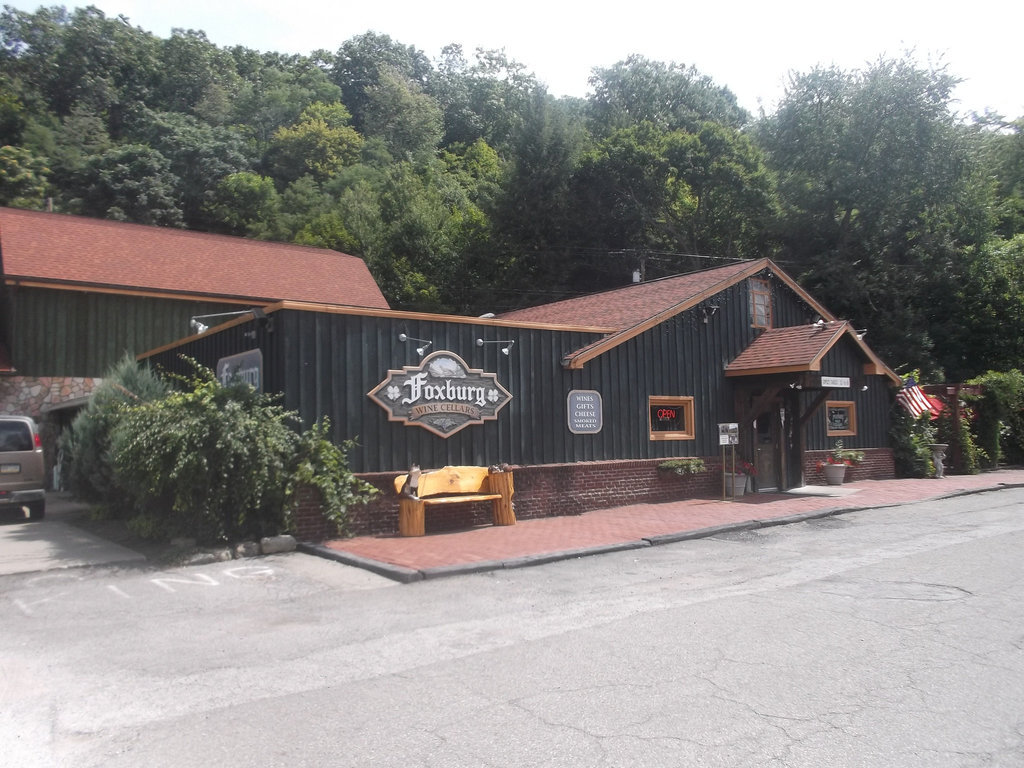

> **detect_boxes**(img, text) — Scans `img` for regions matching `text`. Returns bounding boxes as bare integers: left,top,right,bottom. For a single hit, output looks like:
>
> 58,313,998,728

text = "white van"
0,416,46,520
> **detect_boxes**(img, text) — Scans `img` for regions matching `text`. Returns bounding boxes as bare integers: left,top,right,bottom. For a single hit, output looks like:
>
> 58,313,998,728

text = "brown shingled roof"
726,321,851,375
499,260,757,330
725,320,899,384
0,207,389,308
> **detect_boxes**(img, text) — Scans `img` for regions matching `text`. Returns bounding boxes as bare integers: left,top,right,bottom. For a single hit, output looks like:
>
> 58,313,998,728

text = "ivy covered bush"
889,407,936,478
64,358,376,544
967,370,1024,467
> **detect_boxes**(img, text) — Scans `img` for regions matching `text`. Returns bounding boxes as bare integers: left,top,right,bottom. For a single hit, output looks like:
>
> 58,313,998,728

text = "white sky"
6,0,1023,119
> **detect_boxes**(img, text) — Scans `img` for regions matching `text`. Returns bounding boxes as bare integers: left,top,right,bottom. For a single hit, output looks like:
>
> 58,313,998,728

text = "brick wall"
802,448,895,484
292,449,897,542
295,457,720,541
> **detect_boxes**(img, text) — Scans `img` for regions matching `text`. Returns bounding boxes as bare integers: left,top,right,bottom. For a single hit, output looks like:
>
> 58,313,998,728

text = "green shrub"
967,370,1024,467
936,410,985,475
890,407,935,478
109,358,375,545
658,457,707,476
60,354,169,513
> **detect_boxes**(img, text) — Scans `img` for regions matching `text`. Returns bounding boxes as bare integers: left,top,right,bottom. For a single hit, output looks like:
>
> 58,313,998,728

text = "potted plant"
817,440,864,485
724,460,756,496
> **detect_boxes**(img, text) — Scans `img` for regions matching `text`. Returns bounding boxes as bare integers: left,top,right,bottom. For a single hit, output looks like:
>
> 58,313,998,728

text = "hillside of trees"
1,5,1022,381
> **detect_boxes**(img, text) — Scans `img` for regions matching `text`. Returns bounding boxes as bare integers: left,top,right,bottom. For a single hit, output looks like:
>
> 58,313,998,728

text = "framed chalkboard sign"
826,400,856,436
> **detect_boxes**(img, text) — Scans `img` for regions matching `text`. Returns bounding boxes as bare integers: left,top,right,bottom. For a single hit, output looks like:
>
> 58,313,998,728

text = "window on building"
826,400,857,436
750,278,772,328
649,396,696,441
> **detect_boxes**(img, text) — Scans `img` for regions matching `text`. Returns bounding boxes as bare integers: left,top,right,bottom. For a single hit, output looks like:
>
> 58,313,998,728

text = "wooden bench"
393,465,515,537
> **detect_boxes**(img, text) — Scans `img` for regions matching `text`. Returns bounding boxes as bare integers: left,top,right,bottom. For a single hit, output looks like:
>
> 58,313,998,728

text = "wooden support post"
398,497,426,537
488,471,516,526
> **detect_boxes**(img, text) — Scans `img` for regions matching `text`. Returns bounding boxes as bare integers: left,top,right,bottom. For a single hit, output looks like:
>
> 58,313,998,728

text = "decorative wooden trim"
4,279,262,305
271,300,612,333
726,363,819,377
825,400,857,436
648,395,696,441
749,277,773,329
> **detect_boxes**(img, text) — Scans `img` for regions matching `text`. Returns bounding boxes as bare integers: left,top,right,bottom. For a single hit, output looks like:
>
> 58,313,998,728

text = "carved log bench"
392,465,515,537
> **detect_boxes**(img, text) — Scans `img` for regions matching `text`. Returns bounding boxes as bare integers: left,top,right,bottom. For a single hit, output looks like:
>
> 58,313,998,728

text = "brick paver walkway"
322,470,1024,577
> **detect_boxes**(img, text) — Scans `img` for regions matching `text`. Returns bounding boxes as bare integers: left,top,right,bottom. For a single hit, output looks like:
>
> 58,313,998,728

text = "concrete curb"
297,542,423,583
300,481,1024,583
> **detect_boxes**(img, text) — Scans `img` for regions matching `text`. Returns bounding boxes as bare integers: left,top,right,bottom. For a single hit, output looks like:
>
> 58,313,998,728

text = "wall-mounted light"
861,384,869,392
856,329,868,340
398,333,432,356
701,304,719,324
812,318,827,329
190,308,267,335
476,338,516,355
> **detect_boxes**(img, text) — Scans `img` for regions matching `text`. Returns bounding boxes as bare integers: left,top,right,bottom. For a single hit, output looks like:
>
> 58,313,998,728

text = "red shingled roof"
0,207,388,308
726,321,852,375
499,260,757,329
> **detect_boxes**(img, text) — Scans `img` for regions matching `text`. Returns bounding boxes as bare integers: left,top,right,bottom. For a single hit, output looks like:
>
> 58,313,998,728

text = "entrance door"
754,411,779,491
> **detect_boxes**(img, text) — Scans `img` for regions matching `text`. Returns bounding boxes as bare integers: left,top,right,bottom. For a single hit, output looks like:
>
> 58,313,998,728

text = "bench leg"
489,472,516,526
398,498,425,536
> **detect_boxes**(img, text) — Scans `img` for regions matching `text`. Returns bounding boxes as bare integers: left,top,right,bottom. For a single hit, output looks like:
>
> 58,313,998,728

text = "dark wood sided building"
0,206,389,479
143,257,901,538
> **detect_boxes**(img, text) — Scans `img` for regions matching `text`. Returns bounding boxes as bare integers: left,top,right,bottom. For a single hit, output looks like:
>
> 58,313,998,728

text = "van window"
0,422,32,452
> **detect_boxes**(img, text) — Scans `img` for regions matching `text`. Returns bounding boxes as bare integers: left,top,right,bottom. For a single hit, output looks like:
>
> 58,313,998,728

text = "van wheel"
28,500,45,520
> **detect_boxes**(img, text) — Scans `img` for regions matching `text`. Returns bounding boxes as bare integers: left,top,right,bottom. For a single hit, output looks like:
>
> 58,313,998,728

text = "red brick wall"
292,449,897,541
802,448,894,484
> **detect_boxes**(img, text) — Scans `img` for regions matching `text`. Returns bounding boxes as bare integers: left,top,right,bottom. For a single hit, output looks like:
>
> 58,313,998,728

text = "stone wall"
0,376,99,419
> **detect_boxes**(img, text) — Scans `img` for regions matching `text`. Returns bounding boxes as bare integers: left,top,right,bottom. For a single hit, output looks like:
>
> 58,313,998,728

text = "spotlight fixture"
856,329,868,340
701,304,719,324
398,333,433,357
812,318,827,328
476,338,516,355
189,308,267,335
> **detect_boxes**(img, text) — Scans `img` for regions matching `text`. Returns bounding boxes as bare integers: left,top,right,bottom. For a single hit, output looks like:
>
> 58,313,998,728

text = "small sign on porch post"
718,423,740,500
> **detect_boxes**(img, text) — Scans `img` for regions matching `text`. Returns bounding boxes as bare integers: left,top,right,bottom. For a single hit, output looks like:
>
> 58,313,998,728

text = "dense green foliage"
966,370,1024,467
889,408,936,479
2,6,1022,380
63,358,376,544
60,353,169,511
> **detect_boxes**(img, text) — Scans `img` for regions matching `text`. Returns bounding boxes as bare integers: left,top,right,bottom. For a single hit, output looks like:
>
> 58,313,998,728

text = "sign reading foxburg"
368,351,513,438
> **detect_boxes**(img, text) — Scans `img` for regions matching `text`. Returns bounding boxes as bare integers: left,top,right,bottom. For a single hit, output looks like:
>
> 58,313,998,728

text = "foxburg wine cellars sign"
368,351,513,437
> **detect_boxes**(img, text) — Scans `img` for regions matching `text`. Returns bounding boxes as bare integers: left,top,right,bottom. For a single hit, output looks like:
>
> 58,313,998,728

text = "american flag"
896,377,936,418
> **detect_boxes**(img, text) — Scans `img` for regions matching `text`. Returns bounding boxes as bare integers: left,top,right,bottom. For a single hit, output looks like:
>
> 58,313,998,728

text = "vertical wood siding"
9,287,244,377
146,270,896,474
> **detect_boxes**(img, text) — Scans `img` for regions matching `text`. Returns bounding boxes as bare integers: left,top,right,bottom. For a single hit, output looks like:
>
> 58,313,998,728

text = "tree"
266,101,363,183
431,45,539,150
0,145,48,208
588,55,749,136
205,171,281,238
757,56,988,376
361,68,442,161
69,143,183,226
129,108,254,227
330,32,432,132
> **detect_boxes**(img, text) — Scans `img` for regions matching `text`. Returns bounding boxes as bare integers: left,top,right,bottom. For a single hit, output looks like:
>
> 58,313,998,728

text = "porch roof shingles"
0,207,389,308
726,322,849,375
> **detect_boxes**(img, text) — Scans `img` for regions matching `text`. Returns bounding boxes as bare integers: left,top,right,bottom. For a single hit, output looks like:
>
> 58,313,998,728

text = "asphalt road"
3,488,1023,767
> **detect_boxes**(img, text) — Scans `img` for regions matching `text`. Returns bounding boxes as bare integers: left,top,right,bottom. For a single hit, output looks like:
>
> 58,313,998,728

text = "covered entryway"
726,321,901,491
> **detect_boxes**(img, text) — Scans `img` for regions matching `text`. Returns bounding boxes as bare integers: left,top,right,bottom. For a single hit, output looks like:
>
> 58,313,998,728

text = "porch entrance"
753,410,780,491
